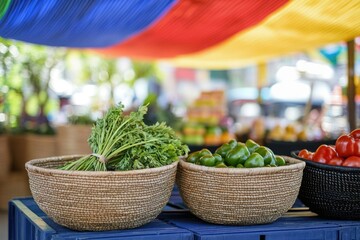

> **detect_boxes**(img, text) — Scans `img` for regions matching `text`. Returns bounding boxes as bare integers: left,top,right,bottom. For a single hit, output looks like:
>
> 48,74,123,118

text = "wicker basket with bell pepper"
178,139,305,225
291,128,360,220
185,139,286,168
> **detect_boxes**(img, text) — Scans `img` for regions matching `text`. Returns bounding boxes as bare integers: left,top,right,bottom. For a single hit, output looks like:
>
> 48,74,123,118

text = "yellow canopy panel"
168,0,360,69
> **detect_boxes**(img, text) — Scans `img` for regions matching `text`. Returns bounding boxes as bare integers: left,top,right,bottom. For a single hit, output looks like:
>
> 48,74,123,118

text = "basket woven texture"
8,135,27,171
291,151,360,220
26,134,57,160
0,135,10,179
177,156,305,225
10,134,56,172
56,125,92,155
26,155,178,231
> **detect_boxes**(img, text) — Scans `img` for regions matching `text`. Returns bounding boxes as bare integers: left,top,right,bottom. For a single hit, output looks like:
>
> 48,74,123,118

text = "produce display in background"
267,123,326,142
235,117,337,156
186,90,227,125
236,106,336,143
186,139,285,168
60,103,189,171
181,122,234,146
297,128,360,168
181,90,234,147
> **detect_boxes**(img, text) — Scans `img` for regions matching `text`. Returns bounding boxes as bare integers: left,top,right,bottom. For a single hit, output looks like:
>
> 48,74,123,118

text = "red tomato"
298,149,314,160
342,156,360,167
328,157,344,166
313,144,338,164
349,128,360,139
335,134,360,158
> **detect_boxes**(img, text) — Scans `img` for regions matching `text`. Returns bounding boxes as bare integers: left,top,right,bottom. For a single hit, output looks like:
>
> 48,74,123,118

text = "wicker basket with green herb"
25,103,189,231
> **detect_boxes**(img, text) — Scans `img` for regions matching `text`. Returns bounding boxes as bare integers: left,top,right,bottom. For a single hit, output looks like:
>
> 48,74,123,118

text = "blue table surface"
9,197,192,240
8,188,360,240
159,212,360,240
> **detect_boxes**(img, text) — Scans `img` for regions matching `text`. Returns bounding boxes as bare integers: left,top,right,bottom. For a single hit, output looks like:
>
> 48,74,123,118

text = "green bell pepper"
225,143,250,166
255,146,276,165
275,156,286,166
228,139,238,149
245,139,260,153
215,143,233,158
215,162,228,168
244,152,265,168
213,153,223,165
236,163,244,168
199,149,212,157
199,155,216,167
186,151,201,163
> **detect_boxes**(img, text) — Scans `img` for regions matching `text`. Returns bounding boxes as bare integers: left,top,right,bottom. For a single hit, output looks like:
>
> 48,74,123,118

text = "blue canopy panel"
0,0,177,48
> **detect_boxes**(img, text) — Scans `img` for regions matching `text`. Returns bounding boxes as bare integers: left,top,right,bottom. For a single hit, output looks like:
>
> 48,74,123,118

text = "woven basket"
8,134,28,171
177,156,305,225
0,135,11,179
25,155,178,231
291,151,360,220
56,125,92,155
10,134,57,171
26,134,57,159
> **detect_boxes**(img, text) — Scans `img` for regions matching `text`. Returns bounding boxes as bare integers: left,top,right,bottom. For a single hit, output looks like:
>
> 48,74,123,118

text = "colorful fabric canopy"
170,0,360,69
1,0,360,69
96,0,288,58
0,0,176,47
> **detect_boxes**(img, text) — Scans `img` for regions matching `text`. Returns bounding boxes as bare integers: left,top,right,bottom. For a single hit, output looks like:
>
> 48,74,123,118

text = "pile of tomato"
186,139,286,168
298,129,360,167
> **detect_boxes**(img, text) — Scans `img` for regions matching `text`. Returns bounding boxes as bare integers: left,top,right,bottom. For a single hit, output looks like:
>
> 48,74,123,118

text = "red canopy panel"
96,0,289,58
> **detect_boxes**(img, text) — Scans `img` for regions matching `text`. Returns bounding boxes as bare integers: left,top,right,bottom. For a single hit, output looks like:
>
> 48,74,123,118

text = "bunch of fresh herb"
60,104,189,171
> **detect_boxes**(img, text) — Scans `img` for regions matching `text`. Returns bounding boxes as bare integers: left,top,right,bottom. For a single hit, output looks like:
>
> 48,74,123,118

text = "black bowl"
291,151,360,220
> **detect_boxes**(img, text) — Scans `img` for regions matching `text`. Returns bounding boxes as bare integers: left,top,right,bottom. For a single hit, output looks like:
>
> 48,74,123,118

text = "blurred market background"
0,0,360,215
